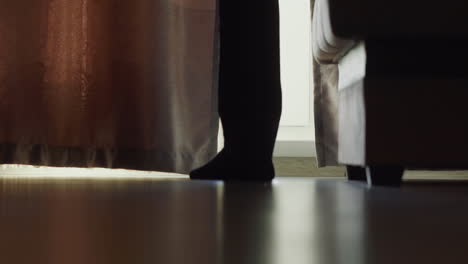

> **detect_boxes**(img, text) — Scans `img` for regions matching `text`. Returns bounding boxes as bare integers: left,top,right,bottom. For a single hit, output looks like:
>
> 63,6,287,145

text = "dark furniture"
313,0,468,186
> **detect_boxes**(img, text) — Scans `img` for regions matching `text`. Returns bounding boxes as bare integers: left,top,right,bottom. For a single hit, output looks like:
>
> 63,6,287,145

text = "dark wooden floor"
1,176,468,264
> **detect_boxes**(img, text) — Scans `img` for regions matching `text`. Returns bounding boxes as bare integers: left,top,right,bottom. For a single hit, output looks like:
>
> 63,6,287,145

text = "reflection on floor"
1,176,468,264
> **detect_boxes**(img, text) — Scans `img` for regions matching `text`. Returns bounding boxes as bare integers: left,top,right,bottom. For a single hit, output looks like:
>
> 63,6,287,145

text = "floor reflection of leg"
222,183,275,263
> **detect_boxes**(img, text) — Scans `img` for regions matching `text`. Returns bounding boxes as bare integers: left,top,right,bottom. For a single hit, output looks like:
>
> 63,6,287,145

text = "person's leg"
190,0,282,181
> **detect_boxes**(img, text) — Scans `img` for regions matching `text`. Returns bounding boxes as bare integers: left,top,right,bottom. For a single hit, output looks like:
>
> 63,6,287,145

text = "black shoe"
190,149,275,181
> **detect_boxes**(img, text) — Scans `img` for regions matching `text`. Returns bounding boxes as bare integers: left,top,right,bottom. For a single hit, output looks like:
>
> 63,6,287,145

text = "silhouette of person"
190,0,282,181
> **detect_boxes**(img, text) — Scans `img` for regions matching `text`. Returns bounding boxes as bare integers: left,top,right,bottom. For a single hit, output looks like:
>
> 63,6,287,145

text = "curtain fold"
313,60,339,167
311,0,340,167
0,0,219,173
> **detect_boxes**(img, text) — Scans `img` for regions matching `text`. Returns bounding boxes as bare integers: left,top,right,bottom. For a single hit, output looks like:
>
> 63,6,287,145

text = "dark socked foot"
189,149,275,181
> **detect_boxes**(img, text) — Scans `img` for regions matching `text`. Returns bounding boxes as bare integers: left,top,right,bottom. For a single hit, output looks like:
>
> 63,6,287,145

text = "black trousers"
218,0,282,160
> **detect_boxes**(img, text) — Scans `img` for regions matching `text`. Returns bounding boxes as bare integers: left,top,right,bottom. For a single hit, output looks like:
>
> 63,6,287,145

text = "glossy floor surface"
1,176,468,264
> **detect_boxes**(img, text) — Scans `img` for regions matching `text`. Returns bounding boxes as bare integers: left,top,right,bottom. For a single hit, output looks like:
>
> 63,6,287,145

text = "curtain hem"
0,143,218,175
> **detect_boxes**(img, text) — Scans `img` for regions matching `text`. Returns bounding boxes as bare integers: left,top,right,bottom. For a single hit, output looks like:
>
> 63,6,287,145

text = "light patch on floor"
0,164,186,180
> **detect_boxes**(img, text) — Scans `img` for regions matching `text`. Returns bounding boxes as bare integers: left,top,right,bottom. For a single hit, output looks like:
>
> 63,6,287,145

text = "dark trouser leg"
190,0,282,180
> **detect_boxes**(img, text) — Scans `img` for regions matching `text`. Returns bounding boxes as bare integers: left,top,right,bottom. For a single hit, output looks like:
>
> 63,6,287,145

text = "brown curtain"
0,0,219,173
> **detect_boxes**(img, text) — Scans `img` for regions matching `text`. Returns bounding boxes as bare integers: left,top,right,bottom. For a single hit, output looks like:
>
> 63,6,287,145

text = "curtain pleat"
310,0,340,167
0,0,219,173
313,60,339,167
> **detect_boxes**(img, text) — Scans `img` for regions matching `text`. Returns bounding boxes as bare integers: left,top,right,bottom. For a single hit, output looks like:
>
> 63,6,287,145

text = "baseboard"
273,140,316,157
217,138,316,158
